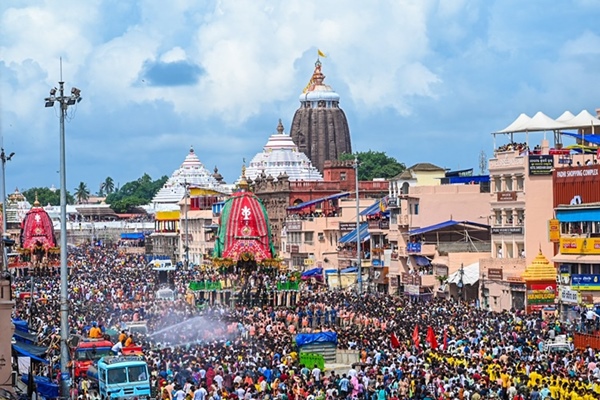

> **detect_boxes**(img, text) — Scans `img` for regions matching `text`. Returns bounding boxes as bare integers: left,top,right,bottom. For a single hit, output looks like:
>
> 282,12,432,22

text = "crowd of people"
10,244,600,400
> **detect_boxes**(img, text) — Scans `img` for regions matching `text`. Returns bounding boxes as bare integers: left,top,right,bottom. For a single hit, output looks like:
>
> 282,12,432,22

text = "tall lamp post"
44,71,81,398
354,155,362,293
1,149,15,271
182,180,190,267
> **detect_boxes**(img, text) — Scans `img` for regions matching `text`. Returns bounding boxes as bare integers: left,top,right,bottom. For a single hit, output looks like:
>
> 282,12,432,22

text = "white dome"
241,120,323,183
152,147,230,205
300,85,340,102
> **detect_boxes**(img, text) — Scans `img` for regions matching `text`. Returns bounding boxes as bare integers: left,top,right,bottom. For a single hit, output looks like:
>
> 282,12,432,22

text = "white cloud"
561,31,600,56
160,47,187,63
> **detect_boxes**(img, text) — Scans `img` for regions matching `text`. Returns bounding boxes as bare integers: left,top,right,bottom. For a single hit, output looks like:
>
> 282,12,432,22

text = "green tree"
22,187,75,206
74,182,90,204
105,174,168,207
100,176,115,196
110,196,146,213
339,150,406,181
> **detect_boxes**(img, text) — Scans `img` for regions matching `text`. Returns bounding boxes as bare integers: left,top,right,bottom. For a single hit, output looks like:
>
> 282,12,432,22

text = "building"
148,147,231,261
551,162,600,320
290,59,352,173
479,107,600,312
385,165,491,295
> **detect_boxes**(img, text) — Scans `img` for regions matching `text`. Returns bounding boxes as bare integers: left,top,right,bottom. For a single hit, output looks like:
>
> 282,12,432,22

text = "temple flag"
412,325,420,348
390,332,400,349
318,49,327,58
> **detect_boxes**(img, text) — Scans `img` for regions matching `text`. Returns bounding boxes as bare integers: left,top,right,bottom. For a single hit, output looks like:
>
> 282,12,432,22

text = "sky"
1,0,600,195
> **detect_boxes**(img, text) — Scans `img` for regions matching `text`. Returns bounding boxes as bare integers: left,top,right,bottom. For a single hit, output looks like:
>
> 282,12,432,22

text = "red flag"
426,326,438,350
390,332,400,349
443,329,448,351
412,325,420,348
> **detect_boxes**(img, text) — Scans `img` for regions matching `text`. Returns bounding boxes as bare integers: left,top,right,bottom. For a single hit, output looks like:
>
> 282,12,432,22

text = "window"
505,176,513,191
516,175,525,191
304,232,314,243
414,204,419,215
288,232,302,244
340,172,347,181
495,210,502,225
494,177,502,192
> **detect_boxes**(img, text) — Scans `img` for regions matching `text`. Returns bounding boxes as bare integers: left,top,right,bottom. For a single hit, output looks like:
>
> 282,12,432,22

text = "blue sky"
1,0,600,194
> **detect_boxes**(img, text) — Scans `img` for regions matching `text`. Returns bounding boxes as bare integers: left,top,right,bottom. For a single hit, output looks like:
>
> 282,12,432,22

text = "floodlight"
50,88,57,96
67,98,76,105
45,99,55,107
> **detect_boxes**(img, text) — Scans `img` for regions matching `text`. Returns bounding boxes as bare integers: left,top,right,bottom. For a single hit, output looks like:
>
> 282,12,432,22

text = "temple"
243,119,323,182
151,146,231,208
290,59,352,173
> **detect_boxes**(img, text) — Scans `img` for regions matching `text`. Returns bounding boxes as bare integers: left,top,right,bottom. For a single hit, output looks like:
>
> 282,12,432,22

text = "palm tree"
100,176,115,195
74,182,90,204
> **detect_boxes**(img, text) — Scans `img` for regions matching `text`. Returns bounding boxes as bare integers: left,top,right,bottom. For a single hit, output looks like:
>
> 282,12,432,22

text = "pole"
45,63,81,399
184,181,189,267
354,155,362,293
1,149,8,271
58,80,70,399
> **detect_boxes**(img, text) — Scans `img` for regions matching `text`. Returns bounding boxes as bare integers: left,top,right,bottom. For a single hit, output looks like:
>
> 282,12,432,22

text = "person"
125,334,135,347
111,339,124,355
89,322,102,339
118,330,127,343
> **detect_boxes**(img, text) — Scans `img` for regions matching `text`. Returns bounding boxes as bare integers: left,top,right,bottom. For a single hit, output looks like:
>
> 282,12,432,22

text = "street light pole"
44,64,81,399
354,155,362,293
0,149,14,271
184,181,190,267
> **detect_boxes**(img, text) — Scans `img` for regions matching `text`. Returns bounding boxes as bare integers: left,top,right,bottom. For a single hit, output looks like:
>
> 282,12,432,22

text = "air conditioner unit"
318,233,325,241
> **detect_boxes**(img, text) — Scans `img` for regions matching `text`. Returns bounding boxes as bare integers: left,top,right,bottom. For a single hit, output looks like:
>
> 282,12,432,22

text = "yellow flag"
318,49,326,58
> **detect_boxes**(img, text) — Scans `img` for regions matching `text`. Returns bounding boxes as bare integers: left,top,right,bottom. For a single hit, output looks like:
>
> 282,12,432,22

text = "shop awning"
412,255,431,267
551,254,600,264
13,343,49,364
287,192,351,211
339,222,370,244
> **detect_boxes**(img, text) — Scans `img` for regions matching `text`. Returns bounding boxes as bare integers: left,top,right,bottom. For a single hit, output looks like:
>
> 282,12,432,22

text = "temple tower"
290,59,352,173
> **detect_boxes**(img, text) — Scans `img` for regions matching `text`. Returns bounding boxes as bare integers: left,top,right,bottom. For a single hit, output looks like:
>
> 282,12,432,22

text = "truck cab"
87,355,151,399
71,337,114,378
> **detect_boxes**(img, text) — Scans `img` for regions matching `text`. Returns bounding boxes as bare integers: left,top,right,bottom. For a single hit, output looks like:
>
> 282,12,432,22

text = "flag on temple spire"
426,326,438,350
318,49,327,58
412,325,420,348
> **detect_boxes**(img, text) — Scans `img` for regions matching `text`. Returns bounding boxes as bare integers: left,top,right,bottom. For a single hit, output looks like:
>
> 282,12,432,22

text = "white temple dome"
152,146,231,206
242,120,323,183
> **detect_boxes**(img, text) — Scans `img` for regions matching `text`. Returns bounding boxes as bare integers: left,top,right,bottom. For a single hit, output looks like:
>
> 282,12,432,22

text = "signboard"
339,222,356,232
405,284,420,295
401,273,421,286
487,268,503,281
526,281,556,311
290,245,300,253
286,221,302,231
571,274,600,291
560,286,579,304
491,226,523,235
497,191,517,202
548,219,560,243
553,165,600,206
372,267,389,284
560,237,600,254
387,197,398,207
529,155,554,176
